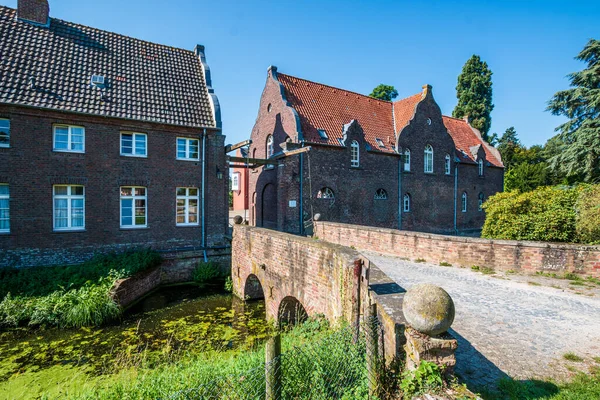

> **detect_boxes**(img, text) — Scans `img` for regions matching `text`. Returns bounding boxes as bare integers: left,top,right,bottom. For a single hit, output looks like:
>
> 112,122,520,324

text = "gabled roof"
442,116,503,167
277,73,397,153
393,93,421,134
0,6,216,128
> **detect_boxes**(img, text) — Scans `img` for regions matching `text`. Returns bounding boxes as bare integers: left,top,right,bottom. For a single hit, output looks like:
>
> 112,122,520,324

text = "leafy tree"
369,84,398,101
453,55,494,141
496,127,523,169
547,39,600,183
504,162,550,192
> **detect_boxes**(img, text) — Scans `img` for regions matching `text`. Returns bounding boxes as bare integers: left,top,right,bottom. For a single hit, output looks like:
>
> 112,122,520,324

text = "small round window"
427,118,432,125
267,103,273,113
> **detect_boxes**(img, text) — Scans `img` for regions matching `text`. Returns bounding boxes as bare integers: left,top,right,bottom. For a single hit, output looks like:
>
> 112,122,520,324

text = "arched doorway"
244,274,264,300
278,296,308,328
261,183,277,229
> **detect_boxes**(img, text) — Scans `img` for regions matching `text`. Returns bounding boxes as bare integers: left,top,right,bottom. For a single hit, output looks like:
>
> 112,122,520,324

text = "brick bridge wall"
315,221,600,277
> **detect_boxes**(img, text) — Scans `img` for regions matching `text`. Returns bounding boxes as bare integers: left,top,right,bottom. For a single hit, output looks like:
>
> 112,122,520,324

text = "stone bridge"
231,224,410,363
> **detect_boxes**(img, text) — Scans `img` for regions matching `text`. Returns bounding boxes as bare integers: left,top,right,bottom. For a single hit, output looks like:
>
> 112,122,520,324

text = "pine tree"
547,39,600,183
496,127,521,169
453,55,494,141
369,84,398,101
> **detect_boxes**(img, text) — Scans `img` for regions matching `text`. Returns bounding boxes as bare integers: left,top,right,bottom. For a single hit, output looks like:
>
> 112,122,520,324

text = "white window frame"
404,148,411,172
462,192,468,213
478,193,484,212
53,125,85,153
265,135,275,169
0,184,9,233
424,144,433,173
317,187,335,199
478,159,484,176
445,154,451,175
176,187,200,226
176,137,200,161
53,185,85,231
121,132,147,157
375,189,387,200
351,140,360,167
231,173,240,191
0,119,9,148
403,194,410,212
120,186,148,228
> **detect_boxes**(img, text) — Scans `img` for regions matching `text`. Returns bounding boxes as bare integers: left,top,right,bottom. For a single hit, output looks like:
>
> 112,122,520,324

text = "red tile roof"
275,72,502,167
442,116,503,167
277,74,396,153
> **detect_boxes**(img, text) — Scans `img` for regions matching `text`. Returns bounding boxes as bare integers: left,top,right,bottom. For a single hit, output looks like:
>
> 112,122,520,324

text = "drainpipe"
299,150,304,235
202,128,207,248
398,156,402,230
453,163,458,235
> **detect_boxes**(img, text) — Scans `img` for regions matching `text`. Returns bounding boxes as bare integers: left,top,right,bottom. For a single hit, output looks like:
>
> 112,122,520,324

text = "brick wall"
315,221,600,277
0,105,229,267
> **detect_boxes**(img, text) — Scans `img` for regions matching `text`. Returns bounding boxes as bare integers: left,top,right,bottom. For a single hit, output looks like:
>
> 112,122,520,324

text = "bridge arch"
244,274,265,300
278,296,308,327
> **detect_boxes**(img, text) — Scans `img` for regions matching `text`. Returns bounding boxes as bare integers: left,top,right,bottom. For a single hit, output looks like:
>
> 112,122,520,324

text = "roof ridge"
392,93,421,104
277,72,393,105
442,115,467,122
1,5,195,55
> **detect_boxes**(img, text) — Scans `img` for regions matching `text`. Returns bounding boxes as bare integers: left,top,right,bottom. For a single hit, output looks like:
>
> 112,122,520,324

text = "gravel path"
364,252,600,388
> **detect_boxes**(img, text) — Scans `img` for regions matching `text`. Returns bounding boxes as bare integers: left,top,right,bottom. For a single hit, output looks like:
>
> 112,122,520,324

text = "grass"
563,352,584,362
415,258,427,263
593,357,600,364
528,281,542,286
439,261,452,267
0,250,161,329
472,265,495,275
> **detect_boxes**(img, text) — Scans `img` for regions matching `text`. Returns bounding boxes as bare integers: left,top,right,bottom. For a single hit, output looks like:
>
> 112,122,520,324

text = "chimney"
17,0,50,27
421,84,433,98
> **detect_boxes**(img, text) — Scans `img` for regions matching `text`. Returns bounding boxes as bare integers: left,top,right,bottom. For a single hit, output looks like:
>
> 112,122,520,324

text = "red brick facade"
0,106,228,267
242,68,504,235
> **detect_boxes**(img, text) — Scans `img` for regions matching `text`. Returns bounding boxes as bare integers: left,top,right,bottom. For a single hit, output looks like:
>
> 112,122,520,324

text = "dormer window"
91,75,105,88
478,159,484,176
318,129,328,140
351,140,360,167
403,148,411,172
445,154,451,175
376,138,385,148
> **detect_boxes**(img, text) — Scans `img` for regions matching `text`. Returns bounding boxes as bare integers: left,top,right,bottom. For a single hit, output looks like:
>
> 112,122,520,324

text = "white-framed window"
375,189,387,200
403,193,411,212
478,193,484,211
120,186,147,228
176,187,199,226
478,159,484,176
53,185,85,231
0,184,9,233
351,140,360,167
445,154,451,175
462,192,468,213
318,129,328,140
231,173,240,191
404,148,411,172
177,138,199,160
265,135,274,169
0,119,9,148
53,125,85,153
317,187,335,199
424,144,433,173
121,132,147,157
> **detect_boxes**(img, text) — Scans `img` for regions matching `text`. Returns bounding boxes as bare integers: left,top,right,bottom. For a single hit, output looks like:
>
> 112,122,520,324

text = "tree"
496,127,522,169
547,39,600,183
369,84,398,101
504,162,550,192
453,55,494,141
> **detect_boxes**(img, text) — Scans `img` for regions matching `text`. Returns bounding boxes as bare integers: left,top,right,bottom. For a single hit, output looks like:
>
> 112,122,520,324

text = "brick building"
235,67,503,235
0,1,228,267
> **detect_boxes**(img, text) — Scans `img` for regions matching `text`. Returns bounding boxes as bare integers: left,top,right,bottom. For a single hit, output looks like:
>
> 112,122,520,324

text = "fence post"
366,303,379,398
265,333,282,400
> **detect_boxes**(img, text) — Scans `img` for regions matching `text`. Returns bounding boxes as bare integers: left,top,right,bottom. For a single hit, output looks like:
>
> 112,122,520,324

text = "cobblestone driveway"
364,252,600,388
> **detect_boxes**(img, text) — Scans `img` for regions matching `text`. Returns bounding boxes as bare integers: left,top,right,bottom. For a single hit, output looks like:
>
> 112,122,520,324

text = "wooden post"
265,333,282,400
366,303,379,398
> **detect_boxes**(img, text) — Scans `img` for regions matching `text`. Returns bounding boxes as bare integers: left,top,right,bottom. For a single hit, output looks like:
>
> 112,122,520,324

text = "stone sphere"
233,215,243,225
402,284,455,336
314,213,322,221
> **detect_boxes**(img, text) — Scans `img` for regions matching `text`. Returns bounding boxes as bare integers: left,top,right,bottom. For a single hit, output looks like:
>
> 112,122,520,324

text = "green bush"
0,250,160,329
399,360,443,396
193,262,226,286
482,186,582,243
575,185,600,244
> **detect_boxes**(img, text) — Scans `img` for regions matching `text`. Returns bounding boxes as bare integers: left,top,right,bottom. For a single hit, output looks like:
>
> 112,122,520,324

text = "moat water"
0,285,268,398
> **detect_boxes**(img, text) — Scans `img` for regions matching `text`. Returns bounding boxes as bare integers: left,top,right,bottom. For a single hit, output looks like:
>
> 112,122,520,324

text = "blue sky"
4,0,599,147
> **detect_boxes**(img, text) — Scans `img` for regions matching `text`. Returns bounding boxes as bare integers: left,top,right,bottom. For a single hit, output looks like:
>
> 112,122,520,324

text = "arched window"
374,189,387,200
424,145,433,173
317,187,335,199
351,140,360,167
403,193,411,212
478,159,484,176
404,148,411,172
266,135,274,158
478,193,484,211
462,192,468,213
445,154,451,175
